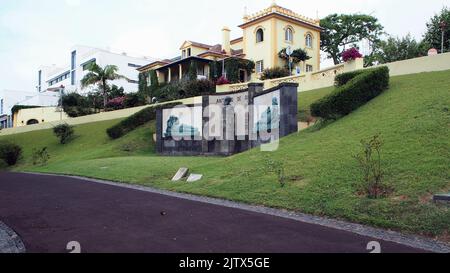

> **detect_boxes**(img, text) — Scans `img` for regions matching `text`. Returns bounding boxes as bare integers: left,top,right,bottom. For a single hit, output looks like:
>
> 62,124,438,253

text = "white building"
0,45,155,129
38,45,156,94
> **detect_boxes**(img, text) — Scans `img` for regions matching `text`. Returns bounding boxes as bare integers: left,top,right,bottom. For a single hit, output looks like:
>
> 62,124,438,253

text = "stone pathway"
0,221,26,253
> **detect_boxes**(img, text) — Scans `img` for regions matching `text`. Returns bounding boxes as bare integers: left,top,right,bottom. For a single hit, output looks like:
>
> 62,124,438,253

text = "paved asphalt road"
0,172,424,253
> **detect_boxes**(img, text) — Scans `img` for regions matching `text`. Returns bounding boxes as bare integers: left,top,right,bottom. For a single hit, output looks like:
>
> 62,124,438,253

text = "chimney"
222,26,231,55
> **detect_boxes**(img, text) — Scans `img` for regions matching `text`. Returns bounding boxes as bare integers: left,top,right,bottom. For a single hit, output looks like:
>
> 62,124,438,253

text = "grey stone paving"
0,221,26,253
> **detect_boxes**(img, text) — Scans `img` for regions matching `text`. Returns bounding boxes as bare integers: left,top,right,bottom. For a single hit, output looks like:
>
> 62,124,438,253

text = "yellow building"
13,107,69,128
138,2,322,83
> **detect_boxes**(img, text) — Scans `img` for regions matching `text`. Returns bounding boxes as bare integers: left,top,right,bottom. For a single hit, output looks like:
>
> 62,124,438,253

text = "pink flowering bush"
216,76,230,85
107,96,125,110
342,47,363,62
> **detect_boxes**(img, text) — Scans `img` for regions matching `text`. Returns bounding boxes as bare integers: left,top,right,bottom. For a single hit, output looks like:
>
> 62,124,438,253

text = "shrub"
124,92,145,108
260,67,291,80
183,79,216,97
107,102,182,139
311,66,390,120
106,96,126,110
342,47,363,62
32,147,50,166
353,134,391,198
53,123,75,144
62,93,97,117
334,69,367,87
0,142,22,166
216,76,230,85
153,80,216,103
153,82,184,102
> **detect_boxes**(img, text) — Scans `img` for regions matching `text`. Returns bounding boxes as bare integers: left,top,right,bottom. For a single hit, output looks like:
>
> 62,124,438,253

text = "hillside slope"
1,70,449,238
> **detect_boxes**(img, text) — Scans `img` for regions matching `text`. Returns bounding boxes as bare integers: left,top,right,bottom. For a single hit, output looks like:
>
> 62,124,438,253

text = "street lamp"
440,21,447,54
286,46,293,76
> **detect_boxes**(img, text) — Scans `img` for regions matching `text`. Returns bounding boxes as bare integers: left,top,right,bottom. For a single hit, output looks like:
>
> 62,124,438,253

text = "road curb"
0,221,26,254
23,171,450,253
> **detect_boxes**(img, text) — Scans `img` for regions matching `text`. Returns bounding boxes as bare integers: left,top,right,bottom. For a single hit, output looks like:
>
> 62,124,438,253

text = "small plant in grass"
32,147,50,166
262,156,286,188
0,142,22,166
353,134,390,198
53,123,75,144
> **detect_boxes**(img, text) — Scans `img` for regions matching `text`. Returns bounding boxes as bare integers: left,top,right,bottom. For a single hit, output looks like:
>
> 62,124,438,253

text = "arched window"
305,34,313,48
256,28,264,43
26,119,39,125
285,28,293,42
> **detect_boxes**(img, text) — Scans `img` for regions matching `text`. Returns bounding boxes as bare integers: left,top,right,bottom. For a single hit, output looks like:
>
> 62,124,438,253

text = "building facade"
1,46,155,129
138,2,322,83
38,45,156,95
0,89,60,128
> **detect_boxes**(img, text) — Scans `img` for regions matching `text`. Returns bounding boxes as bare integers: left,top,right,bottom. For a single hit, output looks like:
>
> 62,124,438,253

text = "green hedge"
106,102,182,139
311,66,390,120
334,69,367,87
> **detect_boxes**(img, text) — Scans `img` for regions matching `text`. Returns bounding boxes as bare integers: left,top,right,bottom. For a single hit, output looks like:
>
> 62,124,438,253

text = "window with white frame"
256,60,264,73
306,65,313,72
285,27,293,42
306,34,313,48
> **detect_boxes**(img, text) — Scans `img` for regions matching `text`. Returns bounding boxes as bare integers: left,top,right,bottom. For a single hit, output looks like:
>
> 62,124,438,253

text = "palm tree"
81,63,128,109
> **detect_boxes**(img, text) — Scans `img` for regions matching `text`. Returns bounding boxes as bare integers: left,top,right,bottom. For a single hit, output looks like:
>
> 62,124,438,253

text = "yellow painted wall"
181,45,207,58
243,19,274,77
14,107,69,128
378,52,450,76
274,19,321,72
230,40,243,51
242,17,321,79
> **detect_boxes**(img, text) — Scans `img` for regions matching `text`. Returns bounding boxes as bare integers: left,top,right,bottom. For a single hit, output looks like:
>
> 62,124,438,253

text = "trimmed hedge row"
311,66,390,120
107,102,182,139
334,69,367,87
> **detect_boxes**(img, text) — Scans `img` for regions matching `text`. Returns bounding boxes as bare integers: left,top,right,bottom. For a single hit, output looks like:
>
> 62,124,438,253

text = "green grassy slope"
1,70,449,238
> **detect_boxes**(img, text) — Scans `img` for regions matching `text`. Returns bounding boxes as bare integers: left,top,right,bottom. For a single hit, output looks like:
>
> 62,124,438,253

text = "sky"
0,0,448,92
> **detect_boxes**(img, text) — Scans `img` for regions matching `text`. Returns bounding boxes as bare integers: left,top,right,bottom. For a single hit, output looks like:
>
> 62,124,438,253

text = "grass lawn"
1,70,449,239
297,86,334,122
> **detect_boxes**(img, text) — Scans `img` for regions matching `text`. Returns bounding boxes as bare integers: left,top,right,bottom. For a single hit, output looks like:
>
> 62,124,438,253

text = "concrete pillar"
344,57,364,72
179,64,183,81
156,70,162,84
168,68,172,83
222,27,231,55
205,64,210,79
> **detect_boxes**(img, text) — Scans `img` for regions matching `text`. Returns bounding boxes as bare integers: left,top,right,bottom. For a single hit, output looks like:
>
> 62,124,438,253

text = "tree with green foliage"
423,7,450,53
366,34,429,66
107,84,125,100
81,63,128,109
320,14,384,65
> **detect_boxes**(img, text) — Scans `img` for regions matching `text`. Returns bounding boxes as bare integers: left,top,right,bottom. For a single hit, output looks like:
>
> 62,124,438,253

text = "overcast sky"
0,0,448,92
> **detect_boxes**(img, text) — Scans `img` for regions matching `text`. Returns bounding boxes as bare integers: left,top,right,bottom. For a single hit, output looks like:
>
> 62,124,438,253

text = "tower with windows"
240,2,323,76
